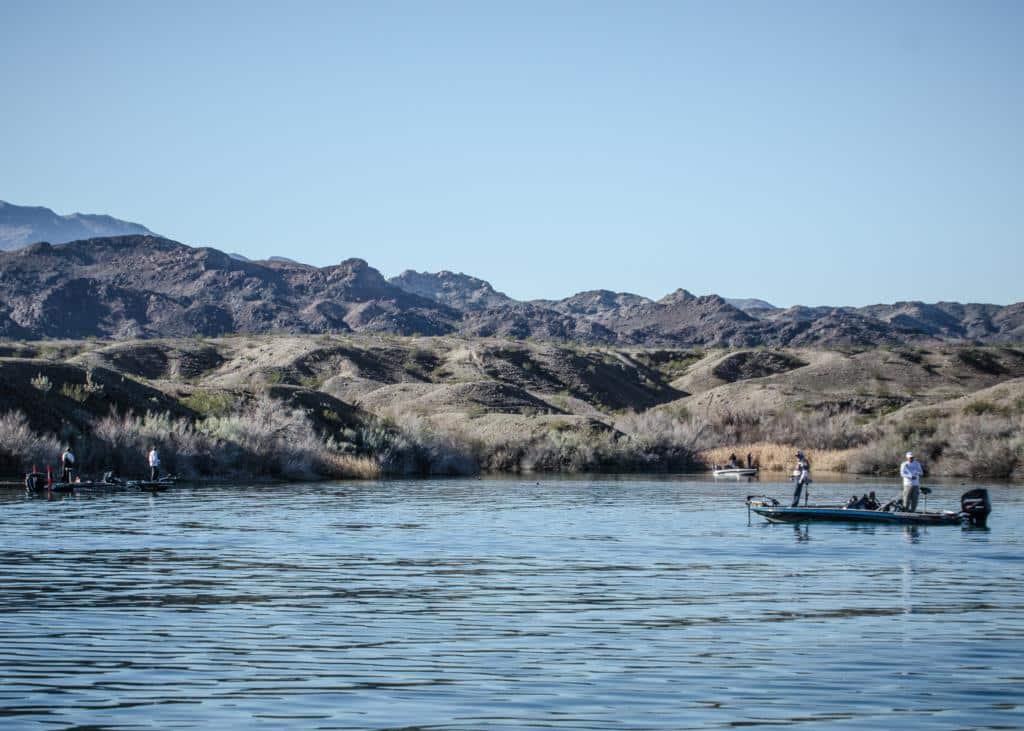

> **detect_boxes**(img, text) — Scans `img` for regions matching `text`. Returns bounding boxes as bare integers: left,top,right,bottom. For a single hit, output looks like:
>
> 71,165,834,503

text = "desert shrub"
31,373,53,396
201,397,346,478
930,413,1021,478
957,348,1006,375
845,431,913,476
83,369,104,395
262,368,287,385
688,407,873,453
85,397,379,481
299,374,325,390
520,426,603,472
616,410,702,461
182,390,238,417
962,400,1008,417
0,411,62,473
60,383,90,403
374,414,481,475
91,409,220,478
844,410,1022,478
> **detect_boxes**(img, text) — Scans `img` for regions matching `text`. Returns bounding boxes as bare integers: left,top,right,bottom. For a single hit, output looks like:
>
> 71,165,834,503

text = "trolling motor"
960,489,992,528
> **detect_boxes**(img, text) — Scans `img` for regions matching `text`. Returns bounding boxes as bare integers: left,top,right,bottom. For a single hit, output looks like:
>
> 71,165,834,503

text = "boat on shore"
713,467,759,478
746,489,991,527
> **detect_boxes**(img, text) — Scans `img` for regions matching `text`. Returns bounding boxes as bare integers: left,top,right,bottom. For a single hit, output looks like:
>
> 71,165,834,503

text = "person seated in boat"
60,446,75,483
862,491,880,510
727,453,739,469
881,498,904,512
148,446,161,481
790,451,811,507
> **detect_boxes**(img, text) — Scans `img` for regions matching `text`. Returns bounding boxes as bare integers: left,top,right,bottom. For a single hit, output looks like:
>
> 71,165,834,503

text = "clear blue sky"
2,1,1022,306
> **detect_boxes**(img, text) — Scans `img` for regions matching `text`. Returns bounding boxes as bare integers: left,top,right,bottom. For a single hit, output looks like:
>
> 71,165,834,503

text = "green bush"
963,400,1008,416
182,390,238,417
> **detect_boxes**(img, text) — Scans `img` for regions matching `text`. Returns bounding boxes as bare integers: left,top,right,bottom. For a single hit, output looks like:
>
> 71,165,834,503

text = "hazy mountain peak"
726,297,778,313
389,269,512,310
0,200,155,251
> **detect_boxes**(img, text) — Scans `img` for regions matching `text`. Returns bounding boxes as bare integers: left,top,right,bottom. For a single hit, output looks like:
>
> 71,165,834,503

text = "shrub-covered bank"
3,398,1021,481
0,400,380,481
1,337,1021,481
696,409,1024,479
0,403,702,481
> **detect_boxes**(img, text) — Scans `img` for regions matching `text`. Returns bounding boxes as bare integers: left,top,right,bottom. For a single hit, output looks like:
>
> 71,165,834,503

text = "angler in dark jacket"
791,451,811,507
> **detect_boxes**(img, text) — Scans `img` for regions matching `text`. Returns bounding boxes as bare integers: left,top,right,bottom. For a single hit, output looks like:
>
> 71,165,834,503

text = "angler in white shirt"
900,451,924,512
148,446,161,481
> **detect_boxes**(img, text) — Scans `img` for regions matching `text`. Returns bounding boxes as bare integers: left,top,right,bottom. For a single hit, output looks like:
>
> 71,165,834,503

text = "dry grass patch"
322,453,381,479
699,443,859,473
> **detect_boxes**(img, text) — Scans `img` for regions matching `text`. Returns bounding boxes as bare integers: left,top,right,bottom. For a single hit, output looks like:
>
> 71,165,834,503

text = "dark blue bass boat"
24,472,176,494
746,489,991,527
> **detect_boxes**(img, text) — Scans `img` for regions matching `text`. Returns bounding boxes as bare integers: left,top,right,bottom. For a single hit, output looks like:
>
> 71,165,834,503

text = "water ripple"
1,477,1022,729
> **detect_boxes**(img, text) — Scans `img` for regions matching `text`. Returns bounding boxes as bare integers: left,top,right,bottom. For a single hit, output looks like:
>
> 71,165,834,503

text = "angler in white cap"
899,451,924,512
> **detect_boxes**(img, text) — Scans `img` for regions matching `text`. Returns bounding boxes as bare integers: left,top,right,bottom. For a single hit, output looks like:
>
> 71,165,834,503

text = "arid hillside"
1,336,1021,480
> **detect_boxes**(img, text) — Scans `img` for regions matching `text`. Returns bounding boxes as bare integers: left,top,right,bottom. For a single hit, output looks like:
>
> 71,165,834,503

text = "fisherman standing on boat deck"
148,446,160,481
60,445,75,483
791,451,811,507
900,451,923,512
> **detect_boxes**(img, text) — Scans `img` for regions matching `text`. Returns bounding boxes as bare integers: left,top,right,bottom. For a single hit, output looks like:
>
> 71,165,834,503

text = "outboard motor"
24,472,47,491
961,489,992,528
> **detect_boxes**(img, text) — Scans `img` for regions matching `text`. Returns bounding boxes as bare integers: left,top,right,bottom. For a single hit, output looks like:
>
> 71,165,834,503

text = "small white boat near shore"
712,467,759,478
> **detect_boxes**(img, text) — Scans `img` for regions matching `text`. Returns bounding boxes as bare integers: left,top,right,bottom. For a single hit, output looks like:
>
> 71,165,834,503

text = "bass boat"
746,489,991,527
24,472,177,494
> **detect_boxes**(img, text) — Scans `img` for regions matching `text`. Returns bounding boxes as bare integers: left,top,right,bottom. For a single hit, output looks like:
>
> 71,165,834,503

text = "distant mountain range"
0,200,155,250
0,233,1021,345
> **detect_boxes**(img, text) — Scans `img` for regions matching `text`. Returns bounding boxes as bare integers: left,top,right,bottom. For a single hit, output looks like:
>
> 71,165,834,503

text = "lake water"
1,476,1022,730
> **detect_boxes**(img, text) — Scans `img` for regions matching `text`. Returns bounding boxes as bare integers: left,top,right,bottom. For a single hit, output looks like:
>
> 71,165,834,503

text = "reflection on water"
1,477,1022,729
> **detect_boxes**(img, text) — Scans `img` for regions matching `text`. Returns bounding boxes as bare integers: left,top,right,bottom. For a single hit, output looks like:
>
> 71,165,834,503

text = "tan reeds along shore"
700,444,860,474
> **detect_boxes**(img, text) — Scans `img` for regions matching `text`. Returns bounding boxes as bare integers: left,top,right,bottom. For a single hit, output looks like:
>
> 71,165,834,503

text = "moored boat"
746,489,991,527
713,467,758,478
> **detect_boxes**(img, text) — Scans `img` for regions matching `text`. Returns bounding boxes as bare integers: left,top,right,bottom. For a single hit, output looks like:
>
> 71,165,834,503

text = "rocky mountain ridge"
0,234,1021,345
